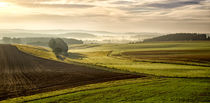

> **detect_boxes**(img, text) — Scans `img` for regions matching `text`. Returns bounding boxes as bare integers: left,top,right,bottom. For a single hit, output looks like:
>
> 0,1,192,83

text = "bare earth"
0,44,141,100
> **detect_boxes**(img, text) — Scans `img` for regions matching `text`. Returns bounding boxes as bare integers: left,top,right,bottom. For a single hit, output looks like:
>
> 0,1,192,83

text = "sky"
0,0,210,33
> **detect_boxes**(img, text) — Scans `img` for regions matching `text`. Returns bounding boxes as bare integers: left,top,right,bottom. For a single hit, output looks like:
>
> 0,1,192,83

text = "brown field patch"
121,50,210,64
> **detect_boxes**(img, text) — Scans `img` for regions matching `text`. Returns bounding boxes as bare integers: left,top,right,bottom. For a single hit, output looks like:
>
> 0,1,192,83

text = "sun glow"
0,2,9,7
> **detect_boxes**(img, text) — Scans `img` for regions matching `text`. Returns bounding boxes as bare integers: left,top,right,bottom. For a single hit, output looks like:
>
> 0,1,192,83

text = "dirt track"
0,44,142,100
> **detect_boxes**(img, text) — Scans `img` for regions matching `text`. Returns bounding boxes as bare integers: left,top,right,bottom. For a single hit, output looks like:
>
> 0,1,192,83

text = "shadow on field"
67,52,86,59
56,55,66,60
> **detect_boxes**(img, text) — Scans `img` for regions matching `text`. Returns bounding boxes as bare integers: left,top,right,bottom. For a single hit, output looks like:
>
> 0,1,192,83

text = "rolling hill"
0,44,141,100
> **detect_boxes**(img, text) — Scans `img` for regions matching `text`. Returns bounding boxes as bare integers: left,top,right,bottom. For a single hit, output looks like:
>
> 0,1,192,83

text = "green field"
3,41,209,103
68,41,210,77
2,78,209,103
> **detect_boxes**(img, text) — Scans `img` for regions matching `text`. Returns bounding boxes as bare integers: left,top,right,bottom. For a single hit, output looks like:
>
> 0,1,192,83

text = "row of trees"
144,33,210,42
1,37,83,46
2,37,22,44
24,38,83,46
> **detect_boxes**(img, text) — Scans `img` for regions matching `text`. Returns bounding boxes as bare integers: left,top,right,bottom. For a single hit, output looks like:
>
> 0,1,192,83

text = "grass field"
68,41,210,77
1,78,209,103
16,42,210,77
3,41,209,103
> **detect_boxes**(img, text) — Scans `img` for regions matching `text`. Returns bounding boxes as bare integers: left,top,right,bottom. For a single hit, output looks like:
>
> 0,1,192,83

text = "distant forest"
144,33,210,42
1,37,83,46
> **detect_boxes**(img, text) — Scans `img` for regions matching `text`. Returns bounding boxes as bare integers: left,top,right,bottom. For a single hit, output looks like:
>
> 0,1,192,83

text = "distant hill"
0,29,113,36
144,33,210,42
58,33,97,38
0,32,54,38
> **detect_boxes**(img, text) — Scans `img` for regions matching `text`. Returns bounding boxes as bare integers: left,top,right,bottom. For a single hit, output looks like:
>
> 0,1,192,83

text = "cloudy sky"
0,0,210,32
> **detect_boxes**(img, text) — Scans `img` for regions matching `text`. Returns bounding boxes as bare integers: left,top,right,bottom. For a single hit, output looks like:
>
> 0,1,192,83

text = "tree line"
1,37,83,46
143,33,210,42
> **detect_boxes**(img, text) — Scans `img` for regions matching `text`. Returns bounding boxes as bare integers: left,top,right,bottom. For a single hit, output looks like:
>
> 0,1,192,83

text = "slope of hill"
0,44,141,100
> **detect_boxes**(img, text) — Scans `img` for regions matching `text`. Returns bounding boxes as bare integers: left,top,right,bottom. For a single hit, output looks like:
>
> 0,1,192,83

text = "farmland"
0,44,140,101
0,41,209,103
1,0,210,102
68,41,210,77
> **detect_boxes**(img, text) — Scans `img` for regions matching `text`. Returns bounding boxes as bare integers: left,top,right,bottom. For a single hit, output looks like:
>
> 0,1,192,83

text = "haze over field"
0,1,210,103
0,0,210,33
0,29,165,43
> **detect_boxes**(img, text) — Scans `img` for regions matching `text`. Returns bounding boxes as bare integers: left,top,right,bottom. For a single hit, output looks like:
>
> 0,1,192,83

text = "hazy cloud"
0,0,95,8
18,3,95,8
0,0,58,3
0,0,210,32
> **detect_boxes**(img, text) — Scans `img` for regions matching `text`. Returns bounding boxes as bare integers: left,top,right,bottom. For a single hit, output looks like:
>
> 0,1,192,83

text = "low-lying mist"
0,29,164,44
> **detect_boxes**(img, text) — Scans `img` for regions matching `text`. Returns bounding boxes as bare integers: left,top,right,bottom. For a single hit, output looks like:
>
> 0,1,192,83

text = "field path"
0,44,141,100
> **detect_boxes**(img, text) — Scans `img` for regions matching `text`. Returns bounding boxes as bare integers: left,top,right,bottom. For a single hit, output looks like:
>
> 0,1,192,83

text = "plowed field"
0,44,141,100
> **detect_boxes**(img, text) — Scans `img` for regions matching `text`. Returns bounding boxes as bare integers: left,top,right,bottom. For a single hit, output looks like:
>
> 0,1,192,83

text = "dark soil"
0,44,142,101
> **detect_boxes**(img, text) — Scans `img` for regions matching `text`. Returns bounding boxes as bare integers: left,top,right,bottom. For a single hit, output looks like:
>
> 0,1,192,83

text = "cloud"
111,1,135,5
145,0,205,9
0,0,108,4
0,0,58,3
116,0,208,15
1,0,95,8
18,3,95,8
